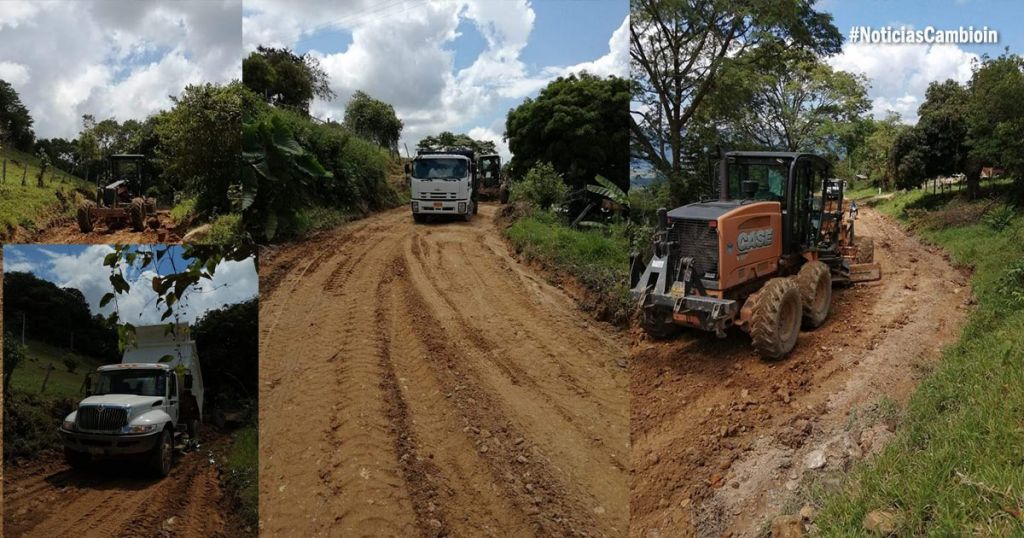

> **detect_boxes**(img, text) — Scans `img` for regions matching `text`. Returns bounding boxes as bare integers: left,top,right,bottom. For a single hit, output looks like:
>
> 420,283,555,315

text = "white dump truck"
406,149,479,223
59,324,203,477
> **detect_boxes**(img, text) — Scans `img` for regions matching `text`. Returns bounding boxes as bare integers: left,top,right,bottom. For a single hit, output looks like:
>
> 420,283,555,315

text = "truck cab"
406,150,478,223
59,324,203,477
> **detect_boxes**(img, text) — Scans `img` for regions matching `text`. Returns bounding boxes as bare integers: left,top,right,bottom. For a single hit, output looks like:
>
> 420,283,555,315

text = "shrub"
62,355,78,374
511,162,568,210
983,203,1016,231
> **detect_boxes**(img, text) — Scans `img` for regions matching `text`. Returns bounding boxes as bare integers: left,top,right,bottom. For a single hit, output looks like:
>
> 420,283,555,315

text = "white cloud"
0,61,30,86
829,41,977,123
0,0,241,139
245,1,627,157
9,245,258,326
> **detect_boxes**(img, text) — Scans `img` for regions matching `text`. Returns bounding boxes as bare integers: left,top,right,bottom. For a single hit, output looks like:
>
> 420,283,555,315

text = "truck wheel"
129,197,146,232
640,306,678,339
749,278,802,360
148,428,173,478
413,213,427,224
855,236,875,263
64,447,90,470
187,419,201,441
76,200,95,233
796,261,831,329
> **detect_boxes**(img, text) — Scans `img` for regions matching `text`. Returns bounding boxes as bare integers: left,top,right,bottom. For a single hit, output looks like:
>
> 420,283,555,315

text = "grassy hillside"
814,186,1024,535
9,338,106,401
0,147,92,239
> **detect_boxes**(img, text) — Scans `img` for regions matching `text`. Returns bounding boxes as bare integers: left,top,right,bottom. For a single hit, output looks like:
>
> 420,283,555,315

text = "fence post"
1,159,5,183
21,165,27,186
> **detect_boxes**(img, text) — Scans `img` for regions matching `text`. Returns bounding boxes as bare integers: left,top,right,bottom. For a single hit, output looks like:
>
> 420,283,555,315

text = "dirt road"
630,207,971,537
258,204,629,536
3,442,237,537
27,211,181,244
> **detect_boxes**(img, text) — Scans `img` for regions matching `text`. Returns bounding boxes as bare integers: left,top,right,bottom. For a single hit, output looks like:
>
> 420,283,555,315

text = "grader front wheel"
749,277,802,359
129,197,146,231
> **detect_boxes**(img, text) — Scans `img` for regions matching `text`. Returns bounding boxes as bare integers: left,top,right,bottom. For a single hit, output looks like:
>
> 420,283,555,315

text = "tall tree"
505,73,630,192
0,79,35,151
343,91,403,152
729,54,869,152
966,52,1024,199
630,0,841,197
242,46,335,114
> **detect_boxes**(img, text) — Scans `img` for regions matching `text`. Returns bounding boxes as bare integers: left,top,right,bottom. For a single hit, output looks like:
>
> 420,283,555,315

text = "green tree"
155,82,251,217
630,0,841,198
3,331,26,394
511,162,568,210
729,54,869,152
506,73,630,192
0,79,35,151
966,52,1024,199
343,91,403,152
242,46,335,114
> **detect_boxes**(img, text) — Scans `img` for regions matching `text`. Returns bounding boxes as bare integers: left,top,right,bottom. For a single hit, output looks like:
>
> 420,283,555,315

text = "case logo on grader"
737,228,774,253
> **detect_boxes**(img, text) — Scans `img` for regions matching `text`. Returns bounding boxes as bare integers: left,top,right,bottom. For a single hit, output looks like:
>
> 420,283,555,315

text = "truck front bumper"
412,199,470,215
59,428,161,456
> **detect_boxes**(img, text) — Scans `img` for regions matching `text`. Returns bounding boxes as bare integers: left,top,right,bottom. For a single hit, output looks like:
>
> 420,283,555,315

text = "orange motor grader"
629,151,881,359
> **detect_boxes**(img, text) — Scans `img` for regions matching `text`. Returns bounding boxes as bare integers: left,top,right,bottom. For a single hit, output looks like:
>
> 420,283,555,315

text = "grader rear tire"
796,261,831,329
749,277,802,360
76,200,95,233
855,236,875,263
129,197,146,231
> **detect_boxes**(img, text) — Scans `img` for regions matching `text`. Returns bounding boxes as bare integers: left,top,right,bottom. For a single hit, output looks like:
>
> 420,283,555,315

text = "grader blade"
847,262,881,282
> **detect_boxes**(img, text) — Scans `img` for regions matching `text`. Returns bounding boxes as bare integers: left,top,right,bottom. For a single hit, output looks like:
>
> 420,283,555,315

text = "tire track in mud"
629,207,971,537
259,205,628,536
3,444,234,538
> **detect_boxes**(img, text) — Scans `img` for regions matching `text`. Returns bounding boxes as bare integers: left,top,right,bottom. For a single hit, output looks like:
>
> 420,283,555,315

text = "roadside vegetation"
0,77,249,243
813,184,1024,535
495,74,631,324
242,47,403,242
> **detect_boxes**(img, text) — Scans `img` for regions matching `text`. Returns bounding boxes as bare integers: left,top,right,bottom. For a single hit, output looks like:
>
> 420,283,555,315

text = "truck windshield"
413,158,468,180
94,370,166,397
727,163,788,202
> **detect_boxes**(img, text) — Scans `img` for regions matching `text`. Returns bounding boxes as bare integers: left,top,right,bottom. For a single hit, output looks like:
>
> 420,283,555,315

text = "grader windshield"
726,161,788,202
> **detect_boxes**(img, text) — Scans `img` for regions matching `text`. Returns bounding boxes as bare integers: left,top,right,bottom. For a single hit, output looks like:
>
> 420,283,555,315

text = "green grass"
504,211,631,323
0,147,92,239
223,425,258,530
9,339,105,400
813,190,1024,535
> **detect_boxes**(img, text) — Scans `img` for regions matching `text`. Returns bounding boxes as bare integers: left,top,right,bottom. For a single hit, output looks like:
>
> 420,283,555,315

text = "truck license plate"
433,202,443,209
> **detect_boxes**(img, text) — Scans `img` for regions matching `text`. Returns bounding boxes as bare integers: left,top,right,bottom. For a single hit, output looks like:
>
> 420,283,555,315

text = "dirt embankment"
3,431,244,537
630,207,971,537
258,203,629,536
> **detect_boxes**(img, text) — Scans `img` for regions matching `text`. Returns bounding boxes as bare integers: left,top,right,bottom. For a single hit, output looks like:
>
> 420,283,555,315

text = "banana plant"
585,174,628,210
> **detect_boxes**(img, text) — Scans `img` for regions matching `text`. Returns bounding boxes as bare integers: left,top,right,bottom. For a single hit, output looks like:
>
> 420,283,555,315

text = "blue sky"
244,0,629,161
3,245,257,325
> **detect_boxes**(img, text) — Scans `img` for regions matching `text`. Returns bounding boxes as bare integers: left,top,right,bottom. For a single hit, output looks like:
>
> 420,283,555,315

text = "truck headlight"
411,201,419,212
458,202,467,213
62,419,76,431
125,423,160,434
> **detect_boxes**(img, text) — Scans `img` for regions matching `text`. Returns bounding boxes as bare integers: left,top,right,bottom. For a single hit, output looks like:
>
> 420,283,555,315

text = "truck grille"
667,219,720,280
77,406,128,431
423,192,456,200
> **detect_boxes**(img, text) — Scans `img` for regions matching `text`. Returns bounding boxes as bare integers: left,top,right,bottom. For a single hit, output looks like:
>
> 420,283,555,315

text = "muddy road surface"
630,207,971,537
27,211,181,244
259,204,629,536
4,440,239,537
